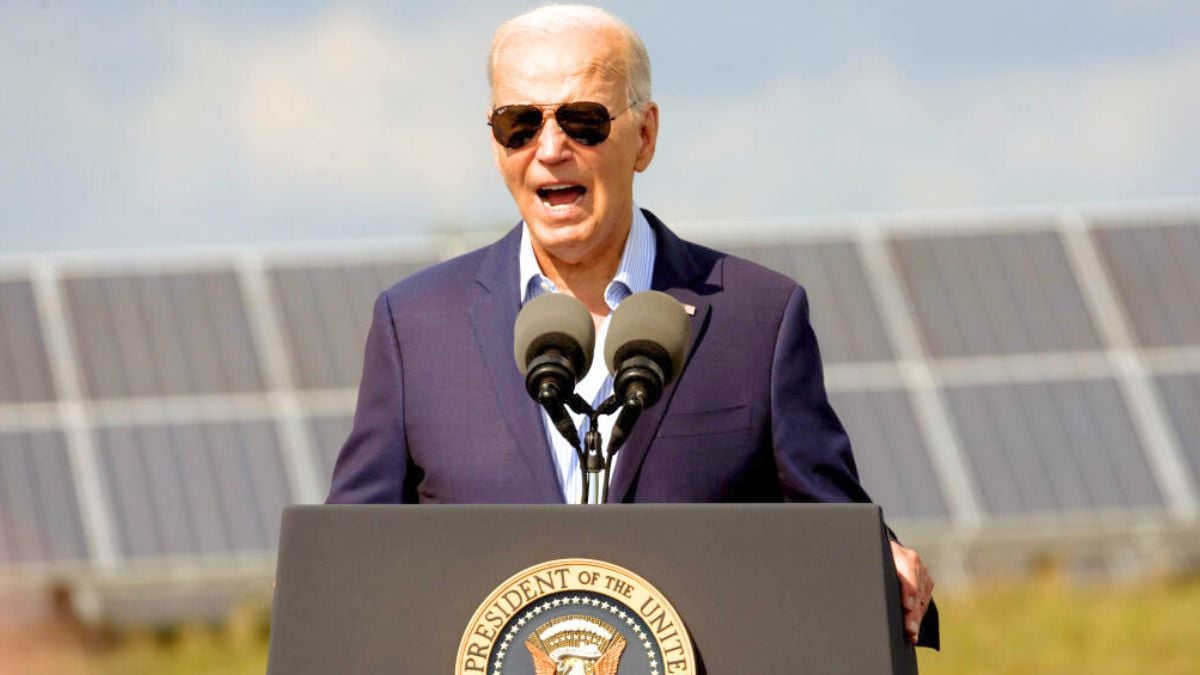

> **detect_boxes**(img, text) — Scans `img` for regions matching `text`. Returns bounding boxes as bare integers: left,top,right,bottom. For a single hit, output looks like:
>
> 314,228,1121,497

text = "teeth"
536,184,585,208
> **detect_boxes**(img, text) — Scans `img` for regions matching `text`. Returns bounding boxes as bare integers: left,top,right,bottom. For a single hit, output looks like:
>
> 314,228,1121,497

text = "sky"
1,1,1198,253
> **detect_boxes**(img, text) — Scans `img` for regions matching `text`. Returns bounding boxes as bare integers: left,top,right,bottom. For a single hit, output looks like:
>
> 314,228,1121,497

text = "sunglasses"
488,100,639,150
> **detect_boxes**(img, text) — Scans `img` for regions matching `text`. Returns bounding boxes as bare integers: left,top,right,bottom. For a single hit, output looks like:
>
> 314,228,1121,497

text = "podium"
267,504,918,674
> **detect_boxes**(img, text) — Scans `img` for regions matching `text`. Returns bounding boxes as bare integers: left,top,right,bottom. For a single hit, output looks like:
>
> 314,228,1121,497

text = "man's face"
490,29,658,266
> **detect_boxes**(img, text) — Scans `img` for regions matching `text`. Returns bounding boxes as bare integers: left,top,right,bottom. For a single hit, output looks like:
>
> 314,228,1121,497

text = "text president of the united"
327,3,937,647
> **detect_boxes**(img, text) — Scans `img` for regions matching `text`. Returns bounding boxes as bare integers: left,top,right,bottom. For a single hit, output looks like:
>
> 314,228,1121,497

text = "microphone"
603,291,691,463
604,291,691,408
513,293,595,449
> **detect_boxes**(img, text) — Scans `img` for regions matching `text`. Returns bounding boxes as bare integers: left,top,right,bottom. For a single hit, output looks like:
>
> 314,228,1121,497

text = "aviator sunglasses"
488,100,640,149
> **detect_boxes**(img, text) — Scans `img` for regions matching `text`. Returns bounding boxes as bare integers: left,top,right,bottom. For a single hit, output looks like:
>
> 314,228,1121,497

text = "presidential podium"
267,504,918,674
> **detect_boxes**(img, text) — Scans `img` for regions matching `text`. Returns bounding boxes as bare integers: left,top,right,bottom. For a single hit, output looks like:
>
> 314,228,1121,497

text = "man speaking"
327,3,936,647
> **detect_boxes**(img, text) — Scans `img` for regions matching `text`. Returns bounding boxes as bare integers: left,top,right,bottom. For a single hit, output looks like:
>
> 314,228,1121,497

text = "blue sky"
2,1,1198,252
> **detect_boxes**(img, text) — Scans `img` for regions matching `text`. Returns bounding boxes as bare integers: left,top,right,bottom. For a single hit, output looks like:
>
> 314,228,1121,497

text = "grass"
0,604,268,675
3,576,1198,674
918,574,1200,675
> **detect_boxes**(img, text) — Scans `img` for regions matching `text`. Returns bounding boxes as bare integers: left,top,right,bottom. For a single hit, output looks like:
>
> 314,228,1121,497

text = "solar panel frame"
1154,372,1200,490
0,280,56,403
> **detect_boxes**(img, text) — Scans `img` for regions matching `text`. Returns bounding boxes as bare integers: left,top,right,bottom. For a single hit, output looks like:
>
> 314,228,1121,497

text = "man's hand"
890,541,934,644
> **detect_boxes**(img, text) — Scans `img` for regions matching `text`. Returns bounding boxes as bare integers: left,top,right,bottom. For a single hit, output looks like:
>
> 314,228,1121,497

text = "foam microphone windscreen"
604,291,691,385
513,293,595,378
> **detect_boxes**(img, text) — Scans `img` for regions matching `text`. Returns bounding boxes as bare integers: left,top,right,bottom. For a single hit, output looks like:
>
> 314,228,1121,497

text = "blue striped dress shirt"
518,207,657,503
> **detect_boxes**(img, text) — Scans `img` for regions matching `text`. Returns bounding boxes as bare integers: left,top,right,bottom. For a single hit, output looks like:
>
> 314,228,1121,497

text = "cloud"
229,9,492,204
0,5,513,252
2,3,1197,252
128,8,506,231
643,44,1200,219
988,49,1200,178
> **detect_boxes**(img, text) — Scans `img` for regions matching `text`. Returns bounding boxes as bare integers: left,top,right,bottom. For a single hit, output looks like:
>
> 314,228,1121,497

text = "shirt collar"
519,206,657,309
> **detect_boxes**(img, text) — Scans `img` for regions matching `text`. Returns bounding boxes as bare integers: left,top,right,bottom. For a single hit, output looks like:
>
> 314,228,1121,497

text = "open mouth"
536,184,587,208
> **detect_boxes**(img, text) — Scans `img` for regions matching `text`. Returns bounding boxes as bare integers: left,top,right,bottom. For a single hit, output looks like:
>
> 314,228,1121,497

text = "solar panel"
94,420,292,559
1093,223,1200,348
271,261,434,390
1,208,1197,600
1154,373,1200,488
61,272,265,398
0,280,56,403
829,389,948,520
723,241,894,363
944,379,1162,516
0,430,88,564
890,231,1101,357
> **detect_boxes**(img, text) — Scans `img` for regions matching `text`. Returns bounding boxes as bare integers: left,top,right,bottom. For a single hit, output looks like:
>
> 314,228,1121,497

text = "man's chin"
525,212,589,239
526,223,597,264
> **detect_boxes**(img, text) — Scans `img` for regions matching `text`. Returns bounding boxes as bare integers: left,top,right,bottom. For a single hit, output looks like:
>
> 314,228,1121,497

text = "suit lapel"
608,212,721,502
468,227,564,503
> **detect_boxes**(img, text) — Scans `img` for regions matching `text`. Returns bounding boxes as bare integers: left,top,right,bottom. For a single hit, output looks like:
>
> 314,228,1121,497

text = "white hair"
488,4,652,111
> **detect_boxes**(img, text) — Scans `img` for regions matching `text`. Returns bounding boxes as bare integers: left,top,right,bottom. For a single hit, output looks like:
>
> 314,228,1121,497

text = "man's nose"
534,116,572,164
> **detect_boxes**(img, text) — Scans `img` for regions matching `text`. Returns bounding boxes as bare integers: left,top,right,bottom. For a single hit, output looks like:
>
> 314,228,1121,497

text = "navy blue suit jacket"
326,210,938,648
328,211,870,505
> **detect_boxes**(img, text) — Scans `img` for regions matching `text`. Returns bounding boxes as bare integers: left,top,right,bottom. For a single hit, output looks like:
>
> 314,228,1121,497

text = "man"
328,4,936,647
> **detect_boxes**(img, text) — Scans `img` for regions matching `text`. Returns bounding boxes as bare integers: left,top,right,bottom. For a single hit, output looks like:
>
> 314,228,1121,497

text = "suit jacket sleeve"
770,285,942,649
770,285,871,504
326,291,418,503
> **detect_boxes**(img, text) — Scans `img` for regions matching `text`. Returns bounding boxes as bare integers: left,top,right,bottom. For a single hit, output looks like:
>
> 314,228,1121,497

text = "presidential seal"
456,558,695,675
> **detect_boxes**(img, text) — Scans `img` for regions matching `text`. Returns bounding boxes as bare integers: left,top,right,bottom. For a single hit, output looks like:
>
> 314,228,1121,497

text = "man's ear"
633,102,659,173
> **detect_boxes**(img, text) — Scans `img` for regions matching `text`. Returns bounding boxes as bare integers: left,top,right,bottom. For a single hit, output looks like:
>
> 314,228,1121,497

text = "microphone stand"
563,394,626,504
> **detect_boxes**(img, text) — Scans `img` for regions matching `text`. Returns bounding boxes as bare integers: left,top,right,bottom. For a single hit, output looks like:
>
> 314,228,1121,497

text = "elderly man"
328,4,936,647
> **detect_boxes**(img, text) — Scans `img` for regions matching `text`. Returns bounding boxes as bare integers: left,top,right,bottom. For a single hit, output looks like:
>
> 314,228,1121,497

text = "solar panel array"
1,208,1198,584
706,210,1199,533
0,251,436,578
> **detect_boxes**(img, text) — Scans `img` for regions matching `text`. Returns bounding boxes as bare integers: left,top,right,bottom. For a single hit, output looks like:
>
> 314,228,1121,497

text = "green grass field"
4,576,1198,674
918,574,1200,675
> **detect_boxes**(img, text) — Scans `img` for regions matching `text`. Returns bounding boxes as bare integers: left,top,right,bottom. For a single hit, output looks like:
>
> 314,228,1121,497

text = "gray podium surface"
267,504,916,674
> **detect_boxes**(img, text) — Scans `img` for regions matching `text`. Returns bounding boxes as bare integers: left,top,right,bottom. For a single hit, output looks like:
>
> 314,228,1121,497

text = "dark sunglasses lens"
491,105,544,149
556,102,611,146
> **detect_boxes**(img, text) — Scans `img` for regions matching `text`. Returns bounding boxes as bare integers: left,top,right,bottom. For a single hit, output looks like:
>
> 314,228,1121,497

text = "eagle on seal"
526,633,626,675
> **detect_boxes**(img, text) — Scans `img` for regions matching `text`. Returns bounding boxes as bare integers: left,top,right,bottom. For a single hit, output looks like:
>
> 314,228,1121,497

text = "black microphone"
513,293,595,449
605,291,690,406
603,291,691,459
